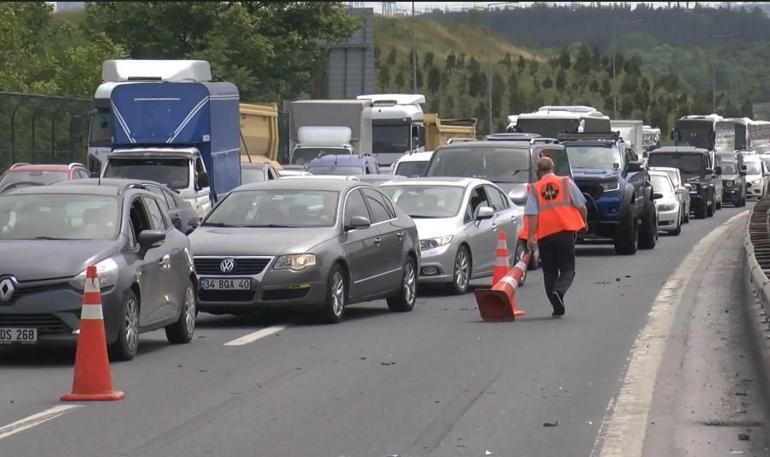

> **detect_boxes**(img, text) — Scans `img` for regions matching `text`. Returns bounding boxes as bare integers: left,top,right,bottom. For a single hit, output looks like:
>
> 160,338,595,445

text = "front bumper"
747,182,764,197
0,281,126,344
416,243,456,284
656,207,679,231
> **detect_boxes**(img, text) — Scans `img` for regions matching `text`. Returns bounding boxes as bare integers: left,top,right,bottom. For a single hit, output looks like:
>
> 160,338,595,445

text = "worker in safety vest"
524,157,587,317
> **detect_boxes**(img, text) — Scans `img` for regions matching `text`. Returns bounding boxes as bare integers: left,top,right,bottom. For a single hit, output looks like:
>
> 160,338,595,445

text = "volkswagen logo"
220,258,236,273
0,277,17,302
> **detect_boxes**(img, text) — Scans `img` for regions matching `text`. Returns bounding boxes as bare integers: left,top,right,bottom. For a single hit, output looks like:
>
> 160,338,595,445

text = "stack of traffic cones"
492,230,510,286
475,251,530,322
61,265,125,401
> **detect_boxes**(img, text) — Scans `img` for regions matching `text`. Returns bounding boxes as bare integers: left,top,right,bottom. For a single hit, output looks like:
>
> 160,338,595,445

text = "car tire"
672,219,682,236
447,246,471,295
707,198,715,217
320,264,346,324
165,281,196,344
716,198,722,210
387,257,417,312
614,212,638,255
109,289,140,361
638,202,657,250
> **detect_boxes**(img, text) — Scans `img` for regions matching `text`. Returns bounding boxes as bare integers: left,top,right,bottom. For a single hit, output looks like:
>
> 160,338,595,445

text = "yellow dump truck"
424,113,478,151
239,102,280,167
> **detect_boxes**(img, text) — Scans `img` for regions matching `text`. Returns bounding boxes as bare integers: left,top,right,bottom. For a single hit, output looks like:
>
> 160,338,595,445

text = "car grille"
194,258,271,275
262,289,310,301
0,314,69,334
577,182,603,200
198,290,256,302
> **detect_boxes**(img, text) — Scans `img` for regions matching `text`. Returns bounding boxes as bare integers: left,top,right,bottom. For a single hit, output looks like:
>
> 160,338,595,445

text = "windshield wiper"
203,222,239,228
409,215,444,219
31,236,77,240
244,224,303,228
511,169,529,177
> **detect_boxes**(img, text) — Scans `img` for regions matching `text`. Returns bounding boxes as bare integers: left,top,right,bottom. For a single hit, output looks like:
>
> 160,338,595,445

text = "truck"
672,114,724,208
508,106,611,138
239,102,279,167
288,100,373,165
356,94,427,167
423,113,477,150
611,120,644,159
95,59,241,216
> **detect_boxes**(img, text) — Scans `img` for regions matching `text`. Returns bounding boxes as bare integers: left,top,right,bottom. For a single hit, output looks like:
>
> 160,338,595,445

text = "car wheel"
614,212,638,255
165,282,196,344
387,257,417,312
672,218,682,236
638,203,657,250
320,264,346,324
694,200,707,218
448,246,471,295
716,198,722,210
706,198,715,217
109,289,140,361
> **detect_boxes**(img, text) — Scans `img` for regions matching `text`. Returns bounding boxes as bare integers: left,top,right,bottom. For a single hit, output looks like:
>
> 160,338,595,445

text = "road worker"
525,157,588,317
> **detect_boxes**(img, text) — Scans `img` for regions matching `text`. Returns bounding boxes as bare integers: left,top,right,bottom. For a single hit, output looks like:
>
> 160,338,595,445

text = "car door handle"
396,231,403,240
160,254,172,269
374,237,382,246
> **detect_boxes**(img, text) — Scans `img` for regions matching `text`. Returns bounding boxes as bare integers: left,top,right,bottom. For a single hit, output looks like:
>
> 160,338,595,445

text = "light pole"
710,33,740,113
611,19,644,119
486,2,516,135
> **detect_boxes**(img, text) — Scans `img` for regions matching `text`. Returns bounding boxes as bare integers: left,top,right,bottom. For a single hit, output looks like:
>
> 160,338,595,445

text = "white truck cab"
508,106,611,138
357,94,426,167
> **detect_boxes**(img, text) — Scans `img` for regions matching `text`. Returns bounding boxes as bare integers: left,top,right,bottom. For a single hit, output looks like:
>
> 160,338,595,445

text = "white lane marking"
0,405,82,440
224,325,288,347
591,211,748,457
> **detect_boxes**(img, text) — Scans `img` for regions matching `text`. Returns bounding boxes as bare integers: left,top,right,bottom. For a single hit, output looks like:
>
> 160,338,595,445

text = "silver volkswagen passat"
380,178,523,294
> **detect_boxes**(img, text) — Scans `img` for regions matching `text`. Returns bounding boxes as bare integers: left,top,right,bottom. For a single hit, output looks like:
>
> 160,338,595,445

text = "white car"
392,151,434,177
649,166,690,223
744,157,768,199
650,171,683,236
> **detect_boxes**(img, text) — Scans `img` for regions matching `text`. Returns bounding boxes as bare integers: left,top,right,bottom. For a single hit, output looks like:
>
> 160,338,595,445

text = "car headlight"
69,258,119,290
600,180,620,192
274,254,317,271
657,203,676,211
420,235,453,250
724,179,734,186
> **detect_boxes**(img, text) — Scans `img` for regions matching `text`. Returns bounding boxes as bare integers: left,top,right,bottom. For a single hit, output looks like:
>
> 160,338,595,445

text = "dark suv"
717,158,747,207
647,147,720,218
558,132,657,255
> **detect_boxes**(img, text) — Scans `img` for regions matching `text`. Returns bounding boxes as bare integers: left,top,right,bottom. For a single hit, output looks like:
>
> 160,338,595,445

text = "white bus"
507,105,611,138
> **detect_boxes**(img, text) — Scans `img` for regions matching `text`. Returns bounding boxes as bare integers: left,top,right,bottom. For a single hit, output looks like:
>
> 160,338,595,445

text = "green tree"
620,95,634,117
573,43,592,75
589,78,600,93
620,72,638,94
394,70,406,91
423,51,434,70
445,51,456,70
555,68,567,93
557,46,571,69
387,48,398,66
542,75,554,89
499,52,513,70
528,59,539,77
468,68,485,97
378,65,390,91
427,66,441,94
517,55,526,74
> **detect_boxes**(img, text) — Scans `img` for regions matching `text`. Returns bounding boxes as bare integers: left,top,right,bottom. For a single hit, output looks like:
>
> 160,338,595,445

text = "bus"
508,106,611,138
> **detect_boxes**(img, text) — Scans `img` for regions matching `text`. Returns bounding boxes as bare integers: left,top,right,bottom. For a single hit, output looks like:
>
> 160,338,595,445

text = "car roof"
241,162,268,169
307,154,373,166
379,177,488,188
437,140,530,150
395,151,434,163
6,183,123,196
110,148,198,158
6,163,81,172
57,177,167,189
650,146,708,154
233,177,372,192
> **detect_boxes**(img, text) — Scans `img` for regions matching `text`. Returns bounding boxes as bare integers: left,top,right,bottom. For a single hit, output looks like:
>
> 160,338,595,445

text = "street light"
710,32,740,113
486,2,517,135
611,19,644,119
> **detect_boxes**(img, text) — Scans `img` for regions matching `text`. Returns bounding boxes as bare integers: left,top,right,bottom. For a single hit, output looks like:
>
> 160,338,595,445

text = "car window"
484,185,506,211
362,188,391,223
142,196,167,231
206,190,338,228
129,198,153,242
344,189,370,225
380,191,397,218
76,169,89,179
268,168,279,180
468,185,490,217
161,188,177,209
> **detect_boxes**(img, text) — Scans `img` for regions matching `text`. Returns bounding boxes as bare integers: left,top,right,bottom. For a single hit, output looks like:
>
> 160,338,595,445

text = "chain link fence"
0,92,93,173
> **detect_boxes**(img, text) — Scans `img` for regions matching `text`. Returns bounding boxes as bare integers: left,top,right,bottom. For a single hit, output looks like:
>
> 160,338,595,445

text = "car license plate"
200,278,251,290
0,328,37,344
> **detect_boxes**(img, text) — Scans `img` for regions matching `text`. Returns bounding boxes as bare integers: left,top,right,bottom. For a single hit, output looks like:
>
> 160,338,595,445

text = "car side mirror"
197,172,210,189
476,206,494,220
627,161,642,172
138,230,165,252
740,165,748,173
653,192,664,200
714,166,722,175
705,168,714,175
345,215,371,231
684,183,692,190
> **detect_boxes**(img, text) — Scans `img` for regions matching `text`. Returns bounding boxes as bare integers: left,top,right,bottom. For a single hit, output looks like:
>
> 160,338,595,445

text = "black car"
0,181,197,360
717,158,747,207
648,147,720,218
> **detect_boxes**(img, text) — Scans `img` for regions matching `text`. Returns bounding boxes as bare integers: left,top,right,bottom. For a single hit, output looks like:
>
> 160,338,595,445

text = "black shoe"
551,291,565,317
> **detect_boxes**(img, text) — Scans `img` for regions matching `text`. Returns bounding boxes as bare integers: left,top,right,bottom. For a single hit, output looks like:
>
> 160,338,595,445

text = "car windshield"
650,174,673,193
675,121,714,149
373,124,410,154
291,148,349,165
745,161,762,175
425,147,530,183
306,165,363,176
381,185,465,218
565,145,622,170
204,190,338,228
89,109,112,148
721,161,738,175
241,167,266,184
515,118,580,137
394,160,429,177
648,154,705,174
0,194,119,240
0,171,68,190
104,158,189,190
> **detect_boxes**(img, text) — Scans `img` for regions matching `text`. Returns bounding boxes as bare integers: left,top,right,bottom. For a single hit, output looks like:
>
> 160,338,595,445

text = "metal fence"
0,92,92,172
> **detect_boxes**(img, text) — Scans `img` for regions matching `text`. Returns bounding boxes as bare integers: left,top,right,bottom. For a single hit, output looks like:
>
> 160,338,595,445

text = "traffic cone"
475,251,530,322
61,265,125,401
492,230,510,286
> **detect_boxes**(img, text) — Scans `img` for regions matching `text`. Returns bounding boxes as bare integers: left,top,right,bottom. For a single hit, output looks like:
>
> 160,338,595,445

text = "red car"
0,163,89,193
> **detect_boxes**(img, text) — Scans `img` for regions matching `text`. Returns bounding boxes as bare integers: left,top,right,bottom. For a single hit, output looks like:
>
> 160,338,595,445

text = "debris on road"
543,420,559,427
738,432,751,441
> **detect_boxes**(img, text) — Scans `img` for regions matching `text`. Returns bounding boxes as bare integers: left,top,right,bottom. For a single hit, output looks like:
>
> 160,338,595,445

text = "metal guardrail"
0,92,92,172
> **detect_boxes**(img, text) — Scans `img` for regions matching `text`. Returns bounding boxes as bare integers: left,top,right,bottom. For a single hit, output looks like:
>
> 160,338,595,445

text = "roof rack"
556,132,621,143
531,137,559,145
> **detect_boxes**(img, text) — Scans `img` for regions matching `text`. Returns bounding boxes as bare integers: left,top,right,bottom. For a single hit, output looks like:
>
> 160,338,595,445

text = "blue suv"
558,133,658,255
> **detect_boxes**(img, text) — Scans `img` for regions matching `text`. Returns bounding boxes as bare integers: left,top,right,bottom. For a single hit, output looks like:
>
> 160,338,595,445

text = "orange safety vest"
519,174,585,240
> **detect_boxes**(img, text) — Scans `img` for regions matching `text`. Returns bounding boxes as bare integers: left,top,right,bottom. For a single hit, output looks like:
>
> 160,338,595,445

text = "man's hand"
526,238,537,253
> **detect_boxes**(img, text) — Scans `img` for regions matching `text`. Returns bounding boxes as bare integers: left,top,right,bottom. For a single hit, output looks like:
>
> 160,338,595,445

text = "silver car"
649,166,690,223
380,178,523,294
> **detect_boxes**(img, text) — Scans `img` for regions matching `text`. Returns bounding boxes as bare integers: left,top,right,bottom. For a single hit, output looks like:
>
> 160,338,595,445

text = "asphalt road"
0,202,761,457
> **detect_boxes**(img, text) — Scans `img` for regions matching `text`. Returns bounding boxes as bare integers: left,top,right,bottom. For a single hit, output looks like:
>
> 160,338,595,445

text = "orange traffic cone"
61,266,125,401
475,251,530,322
492,230,510,286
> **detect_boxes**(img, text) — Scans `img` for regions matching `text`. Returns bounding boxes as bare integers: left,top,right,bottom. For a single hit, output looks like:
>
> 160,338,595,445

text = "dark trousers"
538,230,576,307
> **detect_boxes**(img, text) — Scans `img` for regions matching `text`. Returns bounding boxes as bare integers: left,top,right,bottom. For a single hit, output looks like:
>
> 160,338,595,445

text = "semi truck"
288,100,373,165
93,60,241,216
356,94,426,167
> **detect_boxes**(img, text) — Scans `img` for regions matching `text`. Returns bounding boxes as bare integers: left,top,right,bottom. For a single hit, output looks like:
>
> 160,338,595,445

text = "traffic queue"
2,60,770,361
